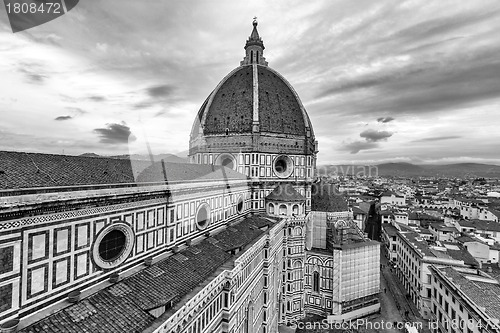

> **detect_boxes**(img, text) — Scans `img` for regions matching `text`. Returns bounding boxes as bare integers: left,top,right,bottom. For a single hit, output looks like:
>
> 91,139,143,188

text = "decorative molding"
0,198,168,232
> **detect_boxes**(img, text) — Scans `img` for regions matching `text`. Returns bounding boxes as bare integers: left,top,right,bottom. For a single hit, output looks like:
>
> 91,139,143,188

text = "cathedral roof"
194,65,310,137
19,215,276,333
0,151,246,191
266,183,305,202
310,182,349,212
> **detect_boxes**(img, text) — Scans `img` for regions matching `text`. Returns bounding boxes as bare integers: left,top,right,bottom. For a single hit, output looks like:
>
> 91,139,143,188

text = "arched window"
268,203,274,214
245,302,254,333
313,271,320,292
292,204,299,216
279,204,287,215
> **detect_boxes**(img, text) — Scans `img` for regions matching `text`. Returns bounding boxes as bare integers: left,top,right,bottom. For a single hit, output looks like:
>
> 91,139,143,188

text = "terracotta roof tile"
19,215,275,333
265,183,305,202
0,151,246,191
310,182,348,212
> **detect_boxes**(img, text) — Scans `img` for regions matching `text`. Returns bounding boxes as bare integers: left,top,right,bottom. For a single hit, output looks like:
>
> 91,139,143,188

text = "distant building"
351,206,368,231
455,219,500,243
380,190,405,206
428,222,459,242
456,235,500,264
381,223,399,262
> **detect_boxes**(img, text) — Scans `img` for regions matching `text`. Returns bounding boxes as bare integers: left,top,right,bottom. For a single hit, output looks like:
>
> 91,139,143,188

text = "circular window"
99,230,126,261
196,204,210,230
92,223,134,270
273,155,294,178
237,196,244,213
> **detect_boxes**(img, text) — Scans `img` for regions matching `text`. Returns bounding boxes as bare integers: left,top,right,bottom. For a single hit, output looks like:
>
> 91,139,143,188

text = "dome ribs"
196,66,308,138
204,66,253,135
257,67,305,136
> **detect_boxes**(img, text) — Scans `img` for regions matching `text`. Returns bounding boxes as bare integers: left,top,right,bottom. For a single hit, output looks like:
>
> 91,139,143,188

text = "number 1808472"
5,2,62,14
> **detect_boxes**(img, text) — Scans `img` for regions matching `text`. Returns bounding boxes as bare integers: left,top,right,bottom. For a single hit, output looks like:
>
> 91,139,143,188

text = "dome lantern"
241,18,268,66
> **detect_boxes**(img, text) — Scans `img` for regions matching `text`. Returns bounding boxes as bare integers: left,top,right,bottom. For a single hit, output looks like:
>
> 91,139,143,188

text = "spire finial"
241,19,268,66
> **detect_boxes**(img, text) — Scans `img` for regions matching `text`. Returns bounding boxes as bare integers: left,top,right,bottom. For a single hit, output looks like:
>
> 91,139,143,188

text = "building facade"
429,266,500,333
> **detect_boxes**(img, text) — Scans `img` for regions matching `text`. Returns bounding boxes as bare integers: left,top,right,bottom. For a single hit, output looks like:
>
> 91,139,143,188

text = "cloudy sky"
1,0,500,165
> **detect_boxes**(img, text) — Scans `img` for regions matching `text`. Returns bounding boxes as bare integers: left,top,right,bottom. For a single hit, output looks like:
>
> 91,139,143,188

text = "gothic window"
279,204,287,215
313,271,320,292
268,203,274,214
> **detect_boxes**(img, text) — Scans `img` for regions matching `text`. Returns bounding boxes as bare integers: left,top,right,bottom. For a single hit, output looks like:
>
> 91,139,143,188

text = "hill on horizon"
79,153,188,164
318,162,500,178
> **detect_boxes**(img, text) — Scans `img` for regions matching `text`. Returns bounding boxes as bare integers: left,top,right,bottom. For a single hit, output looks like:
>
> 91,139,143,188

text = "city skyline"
1,0,500,165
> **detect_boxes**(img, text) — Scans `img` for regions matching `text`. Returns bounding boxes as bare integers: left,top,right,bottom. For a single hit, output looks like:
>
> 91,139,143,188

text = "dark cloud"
377,117,395,123
360,129,393,142
386,8,500,45
54,115,72,121
315,49,500,118
93,123,136,144
412,135,461,142
316,77,388,98
88,95,106,102
341,141,379,154
133,101,153,109
146,84,174,98
18,67,46,84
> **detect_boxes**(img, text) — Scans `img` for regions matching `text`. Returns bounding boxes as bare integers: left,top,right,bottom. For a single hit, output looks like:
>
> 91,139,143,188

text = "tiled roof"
400,232,435,257
457,219,500,232
408,212,441,221
0,151,247,191
19,216,275,333
381,190,400,197
441,242,479,267
399,231,475,265
456,235,485,244
200,66,307,136
439,267,500,321
491,209,500,219
265,183,305,202
351,206,367,215
429,222,458,233
135,160,247,183
382,224,399,237
311,182,348,212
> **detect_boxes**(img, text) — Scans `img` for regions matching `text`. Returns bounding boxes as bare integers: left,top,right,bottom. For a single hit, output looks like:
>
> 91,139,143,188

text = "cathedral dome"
189,20,316,157
194,65,312,137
